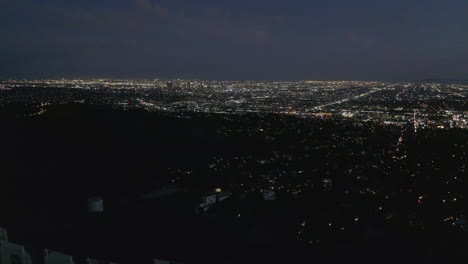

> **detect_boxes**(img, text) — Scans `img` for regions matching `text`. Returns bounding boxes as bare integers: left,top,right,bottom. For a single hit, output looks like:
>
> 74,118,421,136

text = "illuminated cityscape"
1,0,468,263
0,78,467,263
1,79,466,129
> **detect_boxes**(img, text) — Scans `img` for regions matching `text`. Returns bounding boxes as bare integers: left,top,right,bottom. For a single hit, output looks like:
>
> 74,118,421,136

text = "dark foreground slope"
0,103,467,263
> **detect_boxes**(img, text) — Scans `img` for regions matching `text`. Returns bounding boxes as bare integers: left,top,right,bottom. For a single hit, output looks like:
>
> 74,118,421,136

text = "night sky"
1,0,467,81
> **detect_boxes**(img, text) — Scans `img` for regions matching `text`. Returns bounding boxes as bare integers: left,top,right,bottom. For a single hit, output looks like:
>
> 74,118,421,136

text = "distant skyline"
1,0,467,81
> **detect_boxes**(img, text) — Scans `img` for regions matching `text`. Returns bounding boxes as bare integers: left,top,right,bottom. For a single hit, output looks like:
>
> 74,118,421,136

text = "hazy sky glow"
1,0,467,81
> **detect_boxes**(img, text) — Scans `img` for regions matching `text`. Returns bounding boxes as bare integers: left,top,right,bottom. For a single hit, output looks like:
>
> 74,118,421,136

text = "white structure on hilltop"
262,189,276,201
198,191,232,212
0,228,7,243
88,197,104,213
0,227,32,264
154,259,170,264
44,249,75,264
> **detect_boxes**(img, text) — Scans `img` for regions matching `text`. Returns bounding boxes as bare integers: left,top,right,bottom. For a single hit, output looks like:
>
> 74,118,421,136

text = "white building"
154,259,170,264
44,249,75,264
0,228,32,264
0,228,7,243
262,189,276,201
198,191,232,212
88,197,104,213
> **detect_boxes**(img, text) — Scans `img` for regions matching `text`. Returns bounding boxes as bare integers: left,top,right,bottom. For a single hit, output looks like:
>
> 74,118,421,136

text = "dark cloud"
135,0,169,18
1,0,468,80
